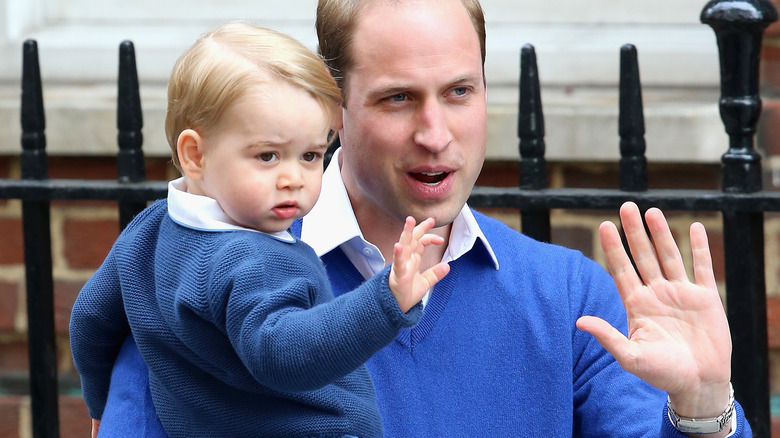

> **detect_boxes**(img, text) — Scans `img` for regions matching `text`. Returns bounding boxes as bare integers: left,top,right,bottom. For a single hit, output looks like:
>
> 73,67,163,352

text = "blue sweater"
70,200,422,437
82,205,752,437
311,211,750,437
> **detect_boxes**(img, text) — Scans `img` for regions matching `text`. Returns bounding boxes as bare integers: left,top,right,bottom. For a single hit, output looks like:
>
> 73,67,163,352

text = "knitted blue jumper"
70,200,423,437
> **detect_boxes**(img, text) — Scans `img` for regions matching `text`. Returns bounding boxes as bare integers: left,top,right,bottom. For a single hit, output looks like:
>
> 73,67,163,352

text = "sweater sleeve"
69,200,166,420
69,244,131,420
220,242,421,392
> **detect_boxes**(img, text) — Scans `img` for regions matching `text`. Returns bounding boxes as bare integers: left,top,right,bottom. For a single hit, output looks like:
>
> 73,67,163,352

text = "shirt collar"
167,177,294,242
302,149,499,270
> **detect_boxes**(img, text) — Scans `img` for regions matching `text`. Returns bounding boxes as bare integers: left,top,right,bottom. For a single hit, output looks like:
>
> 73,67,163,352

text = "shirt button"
362,248,372,256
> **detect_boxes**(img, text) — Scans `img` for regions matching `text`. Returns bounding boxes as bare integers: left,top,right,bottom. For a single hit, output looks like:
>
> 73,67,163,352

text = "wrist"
667,382,735,435
668,381,732,418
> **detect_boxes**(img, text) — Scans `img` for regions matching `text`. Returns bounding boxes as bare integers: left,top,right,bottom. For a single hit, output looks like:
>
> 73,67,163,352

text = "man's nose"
413,99,453,153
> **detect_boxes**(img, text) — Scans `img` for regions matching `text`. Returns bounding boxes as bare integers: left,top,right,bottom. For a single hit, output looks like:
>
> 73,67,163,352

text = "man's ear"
177,129,205,180
333,107,344,131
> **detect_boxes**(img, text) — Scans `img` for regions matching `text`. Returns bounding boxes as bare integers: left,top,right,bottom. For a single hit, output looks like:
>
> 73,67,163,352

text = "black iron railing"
1,0,779,436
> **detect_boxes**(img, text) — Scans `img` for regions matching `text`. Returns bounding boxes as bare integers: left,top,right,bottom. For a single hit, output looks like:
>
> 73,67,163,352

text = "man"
94,0,748,436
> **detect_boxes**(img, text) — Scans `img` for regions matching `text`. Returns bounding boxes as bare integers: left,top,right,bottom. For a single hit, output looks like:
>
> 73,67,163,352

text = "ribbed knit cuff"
373,266,423,329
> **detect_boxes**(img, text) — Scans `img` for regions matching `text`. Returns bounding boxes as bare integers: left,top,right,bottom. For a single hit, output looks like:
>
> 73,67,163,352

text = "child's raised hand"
388,217,451,312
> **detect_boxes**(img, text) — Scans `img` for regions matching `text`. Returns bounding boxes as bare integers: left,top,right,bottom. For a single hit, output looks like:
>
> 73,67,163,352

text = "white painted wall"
0,0,730,161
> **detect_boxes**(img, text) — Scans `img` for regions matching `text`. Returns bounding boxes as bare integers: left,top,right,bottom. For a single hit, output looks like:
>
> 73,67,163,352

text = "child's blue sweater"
70,200,422,437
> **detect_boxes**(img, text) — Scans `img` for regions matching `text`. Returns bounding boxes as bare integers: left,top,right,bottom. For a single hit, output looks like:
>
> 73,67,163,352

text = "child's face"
195,80,331,233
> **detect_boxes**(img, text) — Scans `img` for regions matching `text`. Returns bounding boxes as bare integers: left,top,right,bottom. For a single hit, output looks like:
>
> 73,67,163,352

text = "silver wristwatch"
667,383,735,434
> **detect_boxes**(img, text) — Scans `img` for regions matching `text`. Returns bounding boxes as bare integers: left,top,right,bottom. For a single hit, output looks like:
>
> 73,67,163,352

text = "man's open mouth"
411,171,449,186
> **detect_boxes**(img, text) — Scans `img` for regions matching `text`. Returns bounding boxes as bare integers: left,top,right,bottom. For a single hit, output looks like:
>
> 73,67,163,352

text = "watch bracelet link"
667,383,735,434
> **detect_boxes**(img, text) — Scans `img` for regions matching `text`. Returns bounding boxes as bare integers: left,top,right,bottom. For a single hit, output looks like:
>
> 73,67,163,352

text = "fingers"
619,202,664,283
390,217,445,279
389,217,449,312
690,222,717,292
619,202,689,284
394,217,442,267
599,219,642,301
644,207,687,282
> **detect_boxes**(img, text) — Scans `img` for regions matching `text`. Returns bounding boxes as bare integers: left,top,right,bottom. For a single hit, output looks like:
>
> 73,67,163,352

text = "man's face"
339,0,487,229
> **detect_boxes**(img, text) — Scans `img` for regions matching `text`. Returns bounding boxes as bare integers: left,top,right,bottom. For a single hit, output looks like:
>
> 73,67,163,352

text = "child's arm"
69,245,130,421
388,216,450,312
223,217,449,392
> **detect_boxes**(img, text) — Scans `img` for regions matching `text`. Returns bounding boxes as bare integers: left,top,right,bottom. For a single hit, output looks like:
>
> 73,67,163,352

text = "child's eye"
302,152,321,163
258,152,278,162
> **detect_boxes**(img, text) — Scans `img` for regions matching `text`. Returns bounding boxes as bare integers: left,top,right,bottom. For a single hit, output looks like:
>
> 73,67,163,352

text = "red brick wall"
2,154,780,436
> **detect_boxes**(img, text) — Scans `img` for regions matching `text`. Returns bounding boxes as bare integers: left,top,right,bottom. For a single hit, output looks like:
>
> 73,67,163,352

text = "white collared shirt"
302,149,499,306
166,178,294,242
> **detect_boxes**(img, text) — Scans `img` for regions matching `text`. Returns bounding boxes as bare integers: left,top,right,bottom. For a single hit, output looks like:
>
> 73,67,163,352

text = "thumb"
420,262,450,290
576,315,636,370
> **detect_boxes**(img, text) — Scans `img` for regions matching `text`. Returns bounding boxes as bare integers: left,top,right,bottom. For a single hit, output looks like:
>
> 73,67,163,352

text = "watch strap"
667,383,735,434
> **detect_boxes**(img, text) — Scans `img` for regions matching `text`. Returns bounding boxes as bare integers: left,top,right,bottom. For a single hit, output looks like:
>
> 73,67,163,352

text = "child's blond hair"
165,22,342,171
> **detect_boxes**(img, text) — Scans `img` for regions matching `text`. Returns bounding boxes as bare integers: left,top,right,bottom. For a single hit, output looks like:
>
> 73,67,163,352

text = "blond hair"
315,0,486,102
165,22,342,171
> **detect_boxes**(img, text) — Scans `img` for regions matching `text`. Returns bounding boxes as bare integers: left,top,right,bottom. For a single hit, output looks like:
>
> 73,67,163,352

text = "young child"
69,22,450,438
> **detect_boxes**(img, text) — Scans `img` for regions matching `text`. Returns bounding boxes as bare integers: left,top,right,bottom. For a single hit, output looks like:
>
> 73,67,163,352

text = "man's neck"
336,151,451,270
374,218,449,272
349,194,451,271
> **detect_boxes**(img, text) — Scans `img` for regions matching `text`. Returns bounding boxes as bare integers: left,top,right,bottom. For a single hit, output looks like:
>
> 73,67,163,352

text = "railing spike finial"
117,40,145,184
618,44,647,192
518,44,546,190
21,39,47,180
701,0,778,194
117,40,149,229
517,44,551,242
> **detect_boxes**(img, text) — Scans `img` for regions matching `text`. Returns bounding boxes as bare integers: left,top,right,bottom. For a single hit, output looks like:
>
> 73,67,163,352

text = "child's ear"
177,129,205,180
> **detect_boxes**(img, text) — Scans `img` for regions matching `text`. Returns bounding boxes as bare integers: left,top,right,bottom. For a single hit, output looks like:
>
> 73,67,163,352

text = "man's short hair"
315,0,486,101
165,22,342,171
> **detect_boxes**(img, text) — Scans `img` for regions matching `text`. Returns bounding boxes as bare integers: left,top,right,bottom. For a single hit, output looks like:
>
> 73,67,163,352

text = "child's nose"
277,164,304,190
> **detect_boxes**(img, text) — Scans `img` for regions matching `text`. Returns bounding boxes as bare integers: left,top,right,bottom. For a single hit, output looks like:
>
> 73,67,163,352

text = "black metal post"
117,41,147,230
618,44,647,192
701,1,777,436
518,44,551,242
20,39,59,438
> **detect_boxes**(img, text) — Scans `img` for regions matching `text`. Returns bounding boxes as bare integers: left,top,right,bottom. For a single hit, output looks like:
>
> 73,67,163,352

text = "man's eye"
302,152,321,163
390,93,407,102
258,152,278,162
453,87,468,96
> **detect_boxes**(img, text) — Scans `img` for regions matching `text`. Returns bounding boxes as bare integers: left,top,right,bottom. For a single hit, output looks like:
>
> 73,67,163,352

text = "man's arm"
577,201,741,437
